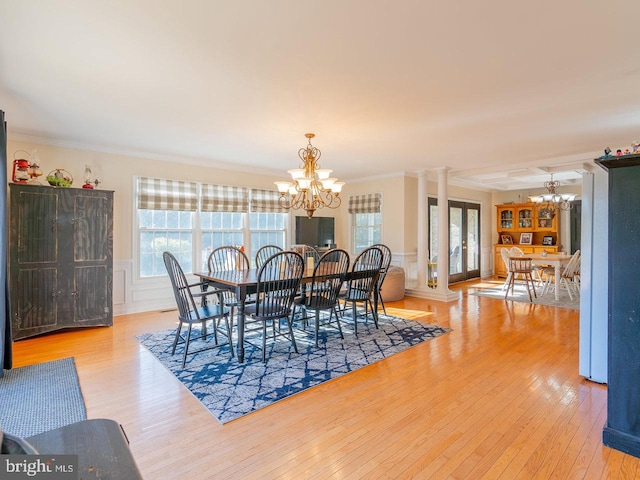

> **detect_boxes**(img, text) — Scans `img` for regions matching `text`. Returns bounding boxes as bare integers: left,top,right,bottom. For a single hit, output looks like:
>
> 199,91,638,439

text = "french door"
428,198,481,284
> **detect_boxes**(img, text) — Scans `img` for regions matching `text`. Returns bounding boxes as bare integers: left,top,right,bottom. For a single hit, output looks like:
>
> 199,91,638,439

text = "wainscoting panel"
113,259,174,316
113,260,128,307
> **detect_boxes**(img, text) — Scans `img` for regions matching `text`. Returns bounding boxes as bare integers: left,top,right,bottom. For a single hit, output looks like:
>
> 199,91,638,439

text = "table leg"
237,286,246,363
555,261,561,301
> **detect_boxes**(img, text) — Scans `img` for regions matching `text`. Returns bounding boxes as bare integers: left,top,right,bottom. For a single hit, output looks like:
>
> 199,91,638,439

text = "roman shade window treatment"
137,178,284,214
201,184,249,213
348,193,382,214
137,178,198,211
250,188,288,213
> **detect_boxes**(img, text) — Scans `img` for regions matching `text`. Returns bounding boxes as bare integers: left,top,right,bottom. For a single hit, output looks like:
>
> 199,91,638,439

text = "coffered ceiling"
1,1,639,191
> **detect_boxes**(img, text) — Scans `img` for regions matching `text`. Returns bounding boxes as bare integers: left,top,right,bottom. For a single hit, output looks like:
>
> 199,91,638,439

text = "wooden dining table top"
194,263,375,288
194,266,319,287
523,253,572,263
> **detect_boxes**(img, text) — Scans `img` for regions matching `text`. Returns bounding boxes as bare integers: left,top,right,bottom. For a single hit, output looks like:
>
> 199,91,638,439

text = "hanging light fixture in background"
528,173,576,218
275,133,345,218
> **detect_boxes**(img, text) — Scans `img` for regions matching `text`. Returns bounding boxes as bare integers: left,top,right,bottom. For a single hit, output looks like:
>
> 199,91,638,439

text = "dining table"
195,266,379,363
526,252,573,300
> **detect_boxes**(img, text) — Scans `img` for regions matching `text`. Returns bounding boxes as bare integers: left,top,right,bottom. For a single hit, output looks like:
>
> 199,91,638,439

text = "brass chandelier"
275,133,345,218
528,174,575,218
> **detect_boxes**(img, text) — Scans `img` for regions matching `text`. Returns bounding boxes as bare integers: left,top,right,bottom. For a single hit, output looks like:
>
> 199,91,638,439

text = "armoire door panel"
74,195,109,262
17,191,58,264
14,268,58,334
74,265,111,323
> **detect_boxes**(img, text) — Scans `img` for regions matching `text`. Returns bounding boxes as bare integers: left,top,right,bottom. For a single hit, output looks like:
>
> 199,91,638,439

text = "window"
353,212,382,253
139,209,194,277
200,212,244,271
136,178,289,278
349,193,382,254
199,212,287,270
249,212,287,266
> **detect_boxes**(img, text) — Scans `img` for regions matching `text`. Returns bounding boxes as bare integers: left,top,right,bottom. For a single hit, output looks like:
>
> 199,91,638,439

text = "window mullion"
193,184,203,273
242,212,251,254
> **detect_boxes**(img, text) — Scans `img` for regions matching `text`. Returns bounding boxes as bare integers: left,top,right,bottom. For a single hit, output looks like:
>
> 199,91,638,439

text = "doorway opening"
570,200,582,255
428,197,481,284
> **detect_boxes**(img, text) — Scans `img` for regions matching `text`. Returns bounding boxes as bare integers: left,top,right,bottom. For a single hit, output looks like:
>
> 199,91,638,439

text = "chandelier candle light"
528,173,576,218
275,133,345,218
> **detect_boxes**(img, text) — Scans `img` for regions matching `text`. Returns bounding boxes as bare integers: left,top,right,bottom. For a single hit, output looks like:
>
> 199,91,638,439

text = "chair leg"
561,278,574,301
286,315,298,354
230,305,236,328
182,324,192,368
501,272,512,291
262,321,268,363
352,302,358,336
530,273,537,299
224,315,234,358
172,322,183,355
378,287,387,315
504,276,513,299
202,320,208,341
523,274,533,302
332,307,344,339
292,304,308,329
370,300,379,328
314,310,320,347
210,319,218,345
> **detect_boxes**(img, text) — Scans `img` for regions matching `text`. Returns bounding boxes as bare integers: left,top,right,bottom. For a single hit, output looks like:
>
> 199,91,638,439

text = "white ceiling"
2,1,640,191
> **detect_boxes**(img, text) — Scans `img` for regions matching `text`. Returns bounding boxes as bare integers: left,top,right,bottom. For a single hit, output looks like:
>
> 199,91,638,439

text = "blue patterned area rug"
0,357,87,437
137,314,450,424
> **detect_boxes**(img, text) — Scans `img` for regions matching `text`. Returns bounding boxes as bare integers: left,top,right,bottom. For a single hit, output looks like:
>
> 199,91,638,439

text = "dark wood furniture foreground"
26,419,142,480
8,184,113,340
596,154,640,458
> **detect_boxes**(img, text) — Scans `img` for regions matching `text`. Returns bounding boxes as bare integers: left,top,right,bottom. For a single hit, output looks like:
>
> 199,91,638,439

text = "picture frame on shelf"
542,235,554,246
519,232,533,245
501,234,513,245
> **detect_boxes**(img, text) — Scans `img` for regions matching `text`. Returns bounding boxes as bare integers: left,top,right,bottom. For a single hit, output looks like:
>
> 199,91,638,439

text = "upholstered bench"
380,266,405,302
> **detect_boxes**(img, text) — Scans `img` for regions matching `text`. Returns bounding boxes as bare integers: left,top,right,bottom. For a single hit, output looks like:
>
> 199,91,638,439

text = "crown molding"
7,131,284,178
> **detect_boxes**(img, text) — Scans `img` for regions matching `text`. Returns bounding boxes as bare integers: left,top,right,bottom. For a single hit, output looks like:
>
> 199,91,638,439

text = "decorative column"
406,167,459,302
417,170,428,289
435,167,457,300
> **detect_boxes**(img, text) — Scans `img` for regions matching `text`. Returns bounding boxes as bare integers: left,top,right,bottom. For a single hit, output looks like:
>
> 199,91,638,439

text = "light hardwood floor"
9,280,637,479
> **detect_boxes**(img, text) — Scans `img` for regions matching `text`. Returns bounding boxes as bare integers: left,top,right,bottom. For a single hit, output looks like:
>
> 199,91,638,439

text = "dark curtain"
1,109,12,376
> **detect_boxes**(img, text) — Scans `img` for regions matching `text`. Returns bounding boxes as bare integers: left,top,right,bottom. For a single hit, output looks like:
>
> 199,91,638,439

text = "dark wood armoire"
9,184,113,340
595,154,640,458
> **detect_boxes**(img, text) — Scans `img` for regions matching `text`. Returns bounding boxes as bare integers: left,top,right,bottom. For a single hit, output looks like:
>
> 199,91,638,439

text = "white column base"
405,287,461,302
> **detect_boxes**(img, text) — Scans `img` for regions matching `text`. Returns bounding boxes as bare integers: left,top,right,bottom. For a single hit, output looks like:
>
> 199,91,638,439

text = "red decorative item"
12,158,30,184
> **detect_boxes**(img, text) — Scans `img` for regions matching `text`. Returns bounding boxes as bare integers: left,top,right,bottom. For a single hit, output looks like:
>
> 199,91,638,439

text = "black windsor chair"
163,251,233,368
